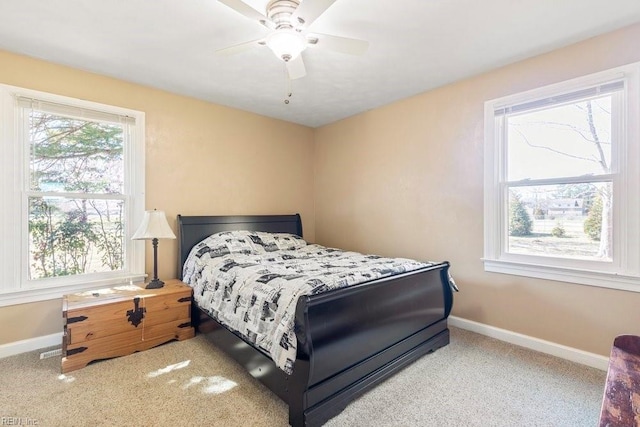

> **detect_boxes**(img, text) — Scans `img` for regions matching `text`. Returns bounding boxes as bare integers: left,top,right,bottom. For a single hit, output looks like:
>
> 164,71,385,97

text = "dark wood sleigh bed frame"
177,214,455,427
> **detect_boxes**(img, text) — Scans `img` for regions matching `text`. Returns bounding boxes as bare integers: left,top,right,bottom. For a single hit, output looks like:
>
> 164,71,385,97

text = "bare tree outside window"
484,66,640,287
505,96,613,261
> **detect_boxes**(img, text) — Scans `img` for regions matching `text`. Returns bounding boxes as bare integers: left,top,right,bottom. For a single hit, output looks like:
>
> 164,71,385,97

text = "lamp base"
145,279,165,289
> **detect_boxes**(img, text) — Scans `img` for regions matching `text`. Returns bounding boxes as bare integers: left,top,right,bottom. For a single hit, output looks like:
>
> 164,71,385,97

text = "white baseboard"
0,319,611,371
0,332,63,359
448,316,609,371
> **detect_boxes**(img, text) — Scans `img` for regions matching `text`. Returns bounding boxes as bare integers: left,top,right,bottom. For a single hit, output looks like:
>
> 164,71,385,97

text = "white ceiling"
1,0,639,128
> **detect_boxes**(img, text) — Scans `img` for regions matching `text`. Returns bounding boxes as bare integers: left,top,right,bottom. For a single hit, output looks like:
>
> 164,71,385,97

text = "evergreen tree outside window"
508,192,532,237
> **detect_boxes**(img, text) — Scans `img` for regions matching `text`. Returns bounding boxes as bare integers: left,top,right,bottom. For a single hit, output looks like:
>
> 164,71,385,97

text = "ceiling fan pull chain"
284,65,293,104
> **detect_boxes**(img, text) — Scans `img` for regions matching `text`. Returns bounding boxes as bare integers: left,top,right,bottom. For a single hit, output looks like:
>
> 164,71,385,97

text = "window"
484,63,640,291
0,85,145,305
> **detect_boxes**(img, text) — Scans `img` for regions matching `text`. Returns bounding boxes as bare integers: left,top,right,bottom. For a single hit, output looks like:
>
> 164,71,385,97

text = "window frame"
0,84,146,306
483,63,640,291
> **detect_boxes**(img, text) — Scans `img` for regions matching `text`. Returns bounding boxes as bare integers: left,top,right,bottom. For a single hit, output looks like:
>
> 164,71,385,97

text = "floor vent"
40,348,62,359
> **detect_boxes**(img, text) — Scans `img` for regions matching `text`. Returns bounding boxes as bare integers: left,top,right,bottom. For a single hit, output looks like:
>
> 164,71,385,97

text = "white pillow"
192,230,306,259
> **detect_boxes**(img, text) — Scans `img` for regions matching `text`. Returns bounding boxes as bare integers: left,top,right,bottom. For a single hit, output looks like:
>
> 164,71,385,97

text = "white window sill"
483,259,640,292
0,274,147,307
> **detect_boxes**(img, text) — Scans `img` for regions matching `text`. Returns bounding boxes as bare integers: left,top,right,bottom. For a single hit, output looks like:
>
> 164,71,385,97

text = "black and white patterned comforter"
182,230,432,374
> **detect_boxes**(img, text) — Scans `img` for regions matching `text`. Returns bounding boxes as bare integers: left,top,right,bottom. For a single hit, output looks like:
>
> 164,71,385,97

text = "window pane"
28,197,125,280
507,96,612,181
507,183,612,261
29,111,124,193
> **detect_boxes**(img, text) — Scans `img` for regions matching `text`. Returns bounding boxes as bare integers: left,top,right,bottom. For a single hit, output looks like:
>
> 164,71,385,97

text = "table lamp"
132,209,176,289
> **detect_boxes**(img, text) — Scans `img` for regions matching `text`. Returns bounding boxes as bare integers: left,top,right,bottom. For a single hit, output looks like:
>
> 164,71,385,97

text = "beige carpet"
0,327,605,426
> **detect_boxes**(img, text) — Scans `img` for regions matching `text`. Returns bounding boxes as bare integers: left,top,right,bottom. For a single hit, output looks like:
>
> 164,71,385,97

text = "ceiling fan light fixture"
266,29,307,61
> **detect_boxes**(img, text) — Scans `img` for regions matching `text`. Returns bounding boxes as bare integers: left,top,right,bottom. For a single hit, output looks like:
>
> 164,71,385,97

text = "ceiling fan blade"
286,55,307,80
218,0,272,28
291,0,337,28
215,38,263,56
309,33,369,55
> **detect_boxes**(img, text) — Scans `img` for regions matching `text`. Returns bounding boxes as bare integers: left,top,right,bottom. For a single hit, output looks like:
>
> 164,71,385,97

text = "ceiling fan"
216,0,369,80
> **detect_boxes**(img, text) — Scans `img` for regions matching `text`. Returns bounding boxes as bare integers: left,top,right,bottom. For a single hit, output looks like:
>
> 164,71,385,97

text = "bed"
177,214,455,427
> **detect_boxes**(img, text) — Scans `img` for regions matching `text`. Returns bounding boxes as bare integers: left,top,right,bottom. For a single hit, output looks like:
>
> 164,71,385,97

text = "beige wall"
3,23,640,357
0,50,315,344
314,23,640,357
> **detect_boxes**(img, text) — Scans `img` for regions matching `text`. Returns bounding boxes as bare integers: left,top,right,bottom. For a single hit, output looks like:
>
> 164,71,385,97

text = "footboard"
289,262,453,427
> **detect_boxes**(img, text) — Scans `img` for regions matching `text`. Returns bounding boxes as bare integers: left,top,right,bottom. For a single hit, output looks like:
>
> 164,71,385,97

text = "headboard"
176,213,303,279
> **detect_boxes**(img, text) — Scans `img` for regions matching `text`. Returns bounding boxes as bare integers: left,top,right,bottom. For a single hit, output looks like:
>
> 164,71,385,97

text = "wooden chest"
62,279,195,373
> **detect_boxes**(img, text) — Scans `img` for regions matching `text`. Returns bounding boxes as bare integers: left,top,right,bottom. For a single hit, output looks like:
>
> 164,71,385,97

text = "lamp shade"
132,210,176,240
